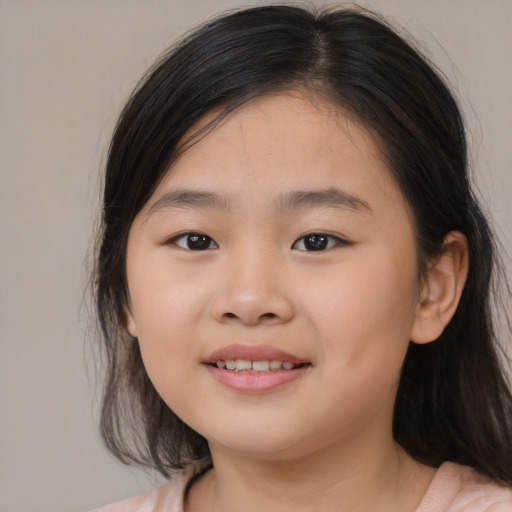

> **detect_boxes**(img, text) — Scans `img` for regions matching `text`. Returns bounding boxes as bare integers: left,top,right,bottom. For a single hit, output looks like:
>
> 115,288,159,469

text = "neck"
186,432,436,512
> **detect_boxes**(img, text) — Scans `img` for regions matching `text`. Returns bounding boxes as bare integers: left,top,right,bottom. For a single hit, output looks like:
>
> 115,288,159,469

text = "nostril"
222,311,278,322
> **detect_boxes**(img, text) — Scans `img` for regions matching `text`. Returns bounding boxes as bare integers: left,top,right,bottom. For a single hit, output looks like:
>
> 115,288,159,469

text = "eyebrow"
148,190,231,216
276,188,372,214
147,187,372,217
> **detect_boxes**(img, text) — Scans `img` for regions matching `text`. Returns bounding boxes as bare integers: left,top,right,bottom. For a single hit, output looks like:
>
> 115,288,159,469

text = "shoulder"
417,462,512,512
89,478,184,512
88,462,210,512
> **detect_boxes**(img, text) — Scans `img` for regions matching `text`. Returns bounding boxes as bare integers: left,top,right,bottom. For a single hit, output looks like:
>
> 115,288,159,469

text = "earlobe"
411,231,469,344
125,307,138,338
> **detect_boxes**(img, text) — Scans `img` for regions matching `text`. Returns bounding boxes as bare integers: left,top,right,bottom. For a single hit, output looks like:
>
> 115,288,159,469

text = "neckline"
414,462,463,512
182,460,463,512
182,459,214,509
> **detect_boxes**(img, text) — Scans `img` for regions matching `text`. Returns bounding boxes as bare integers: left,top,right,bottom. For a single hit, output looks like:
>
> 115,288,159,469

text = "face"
125,92,424,460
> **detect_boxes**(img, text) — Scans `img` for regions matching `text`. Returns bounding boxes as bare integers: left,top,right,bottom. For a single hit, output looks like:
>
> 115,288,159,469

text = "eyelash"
166,232,348,252
168,232,219,251
292,233,346,252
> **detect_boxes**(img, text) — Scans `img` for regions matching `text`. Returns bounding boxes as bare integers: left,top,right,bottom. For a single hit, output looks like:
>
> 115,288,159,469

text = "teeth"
214,359,299,372
270,360,282,370
252,360,270,371
235,359,252,371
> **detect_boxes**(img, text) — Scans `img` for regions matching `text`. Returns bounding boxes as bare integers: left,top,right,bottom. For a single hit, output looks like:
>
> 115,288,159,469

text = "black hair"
94,5,512,482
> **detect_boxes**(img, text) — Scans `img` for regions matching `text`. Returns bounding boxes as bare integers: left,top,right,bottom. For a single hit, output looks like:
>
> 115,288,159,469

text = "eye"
292,233,344,251
171,233,219,251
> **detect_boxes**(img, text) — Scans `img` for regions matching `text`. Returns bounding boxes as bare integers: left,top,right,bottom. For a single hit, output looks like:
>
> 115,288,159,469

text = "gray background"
1,1,510,511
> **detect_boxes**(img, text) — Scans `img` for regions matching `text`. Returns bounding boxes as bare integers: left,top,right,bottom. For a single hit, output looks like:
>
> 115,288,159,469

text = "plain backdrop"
1,1,510,511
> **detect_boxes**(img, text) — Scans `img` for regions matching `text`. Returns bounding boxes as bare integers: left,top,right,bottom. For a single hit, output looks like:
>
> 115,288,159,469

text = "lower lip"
204,365,309,393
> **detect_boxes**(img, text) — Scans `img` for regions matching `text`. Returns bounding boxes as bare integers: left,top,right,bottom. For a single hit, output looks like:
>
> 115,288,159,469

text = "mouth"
203,344,311,393
204,343,310,370
210,359,309,373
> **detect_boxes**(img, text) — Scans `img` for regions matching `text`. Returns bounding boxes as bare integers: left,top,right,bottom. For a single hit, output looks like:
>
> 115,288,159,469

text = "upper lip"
204,344,307,364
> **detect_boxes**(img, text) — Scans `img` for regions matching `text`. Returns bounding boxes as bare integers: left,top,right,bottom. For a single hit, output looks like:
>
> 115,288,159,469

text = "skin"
125,91,468,511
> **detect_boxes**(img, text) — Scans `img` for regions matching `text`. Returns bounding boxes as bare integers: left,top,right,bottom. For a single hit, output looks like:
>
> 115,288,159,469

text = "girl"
92,5,512,511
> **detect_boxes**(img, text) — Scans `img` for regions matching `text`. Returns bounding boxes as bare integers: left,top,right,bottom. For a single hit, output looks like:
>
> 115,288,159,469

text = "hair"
94,5,512,482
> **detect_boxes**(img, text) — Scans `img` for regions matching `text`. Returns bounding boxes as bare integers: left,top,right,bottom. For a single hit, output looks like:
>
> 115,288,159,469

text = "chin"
203,421,328,462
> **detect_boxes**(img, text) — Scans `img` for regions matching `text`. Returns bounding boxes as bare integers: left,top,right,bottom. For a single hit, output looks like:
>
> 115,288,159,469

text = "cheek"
304,250,419,370
132,283,202,420
127,265,208,379
128,250,208,332
298,259,418,431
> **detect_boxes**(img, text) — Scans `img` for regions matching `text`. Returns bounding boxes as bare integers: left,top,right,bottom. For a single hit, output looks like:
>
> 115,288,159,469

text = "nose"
210,251,295,327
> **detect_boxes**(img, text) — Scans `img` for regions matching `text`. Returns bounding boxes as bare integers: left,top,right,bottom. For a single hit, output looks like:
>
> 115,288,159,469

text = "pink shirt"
91,462,512,511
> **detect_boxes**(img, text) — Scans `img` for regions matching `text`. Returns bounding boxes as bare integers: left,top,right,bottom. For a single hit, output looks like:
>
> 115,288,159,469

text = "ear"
125,306,138,338
410,231,469,344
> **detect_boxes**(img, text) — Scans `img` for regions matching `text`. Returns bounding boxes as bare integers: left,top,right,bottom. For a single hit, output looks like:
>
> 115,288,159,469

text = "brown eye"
173,233,218,250
292,233,343,251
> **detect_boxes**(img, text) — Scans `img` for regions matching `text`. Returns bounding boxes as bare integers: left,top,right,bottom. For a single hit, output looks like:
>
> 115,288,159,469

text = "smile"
213,359,305,372
203,344,311,392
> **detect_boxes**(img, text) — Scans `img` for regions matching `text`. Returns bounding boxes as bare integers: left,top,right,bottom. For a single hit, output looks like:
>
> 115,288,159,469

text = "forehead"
146,91,404,217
